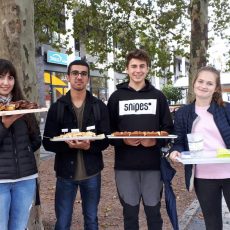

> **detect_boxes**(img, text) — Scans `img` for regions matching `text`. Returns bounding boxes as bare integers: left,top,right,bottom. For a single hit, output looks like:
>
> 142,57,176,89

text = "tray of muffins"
107,131,177,139
0,100,48,116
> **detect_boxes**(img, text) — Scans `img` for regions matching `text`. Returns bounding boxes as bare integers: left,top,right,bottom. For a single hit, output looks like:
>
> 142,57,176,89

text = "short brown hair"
126,49,150,67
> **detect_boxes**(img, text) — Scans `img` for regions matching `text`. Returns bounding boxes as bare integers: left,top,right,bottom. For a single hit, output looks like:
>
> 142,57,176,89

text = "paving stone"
180,198,230,230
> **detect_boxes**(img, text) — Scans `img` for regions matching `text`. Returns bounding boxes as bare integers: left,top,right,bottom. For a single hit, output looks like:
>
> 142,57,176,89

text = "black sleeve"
86,101,110,153
29,115,42,152
225,102,230,126
159,93,174,132
42,103,76,154
169,108,187,153
158,92,174,147
107,93,125,147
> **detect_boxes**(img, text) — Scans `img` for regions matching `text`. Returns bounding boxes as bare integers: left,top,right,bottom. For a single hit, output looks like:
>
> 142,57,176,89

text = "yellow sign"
44,72,68,95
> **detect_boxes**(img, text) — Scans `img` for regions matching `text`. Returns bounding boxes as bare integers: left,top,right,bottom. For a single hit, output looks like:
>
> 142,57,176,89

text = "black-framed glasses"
70,70,88,77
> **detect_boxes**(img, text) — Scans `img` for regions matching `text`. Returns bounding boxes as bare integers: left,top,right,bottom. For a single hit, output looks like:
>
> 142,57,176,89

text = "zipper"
10,128,20,177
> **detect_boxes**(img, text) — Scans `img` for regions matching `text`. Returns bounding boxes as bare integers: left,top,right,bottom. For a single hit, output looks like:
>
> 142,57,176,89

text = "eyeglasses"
70,70,88,77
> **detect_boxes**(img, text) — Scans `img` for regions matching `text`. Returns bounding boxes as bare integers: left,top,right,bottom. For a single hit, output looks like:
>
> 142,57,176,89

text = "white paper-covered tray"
51,134,105,141
0,107,48,116
107,135,177,139
176,151,230,164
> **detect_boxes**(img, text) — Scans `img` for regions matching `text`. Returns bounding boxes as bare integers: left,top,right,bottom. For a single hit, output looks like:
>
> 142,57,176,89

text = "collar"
0,94,12,104
58,90,97,107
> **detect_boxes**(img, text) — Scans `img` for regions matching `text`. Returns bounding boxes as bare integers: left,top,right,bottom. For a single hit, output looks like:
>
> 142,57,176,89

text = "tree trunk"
188,0,208,102
0,0,43,229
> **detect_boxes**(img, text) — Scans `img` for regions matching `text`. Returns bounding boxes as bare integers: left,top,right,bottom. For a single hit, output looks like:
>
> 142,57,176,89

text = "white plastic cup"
187,133,204,157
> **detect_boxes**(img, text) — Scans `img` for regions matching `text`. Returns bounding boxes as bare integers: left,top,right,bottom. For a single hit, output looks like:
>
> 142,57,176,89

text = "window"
58,13,66,32
90,76,108,100
178,61,182,72
75,39,80,52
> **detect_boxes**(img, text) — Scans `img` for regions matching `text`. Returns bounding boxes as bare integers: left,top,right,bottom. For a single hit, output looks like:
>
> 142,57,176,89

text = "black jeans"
120,197,163,230
194,178,230,230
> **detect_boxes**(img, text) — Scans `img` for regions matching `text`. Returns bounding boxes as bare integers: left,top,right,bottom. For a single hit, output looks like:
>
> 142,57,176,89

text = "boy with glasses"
43,59,110,230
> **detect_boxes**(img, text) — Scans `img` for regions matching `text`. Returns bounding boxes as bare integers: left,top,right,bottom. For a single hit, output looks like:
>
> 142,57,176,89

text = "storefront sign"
47,50,68,66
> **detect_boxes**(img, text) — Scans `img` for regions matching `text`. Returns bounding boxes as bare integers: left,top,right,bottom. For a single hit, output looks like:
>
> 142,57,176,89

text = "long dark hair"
192,66,224,106
0,59,39,134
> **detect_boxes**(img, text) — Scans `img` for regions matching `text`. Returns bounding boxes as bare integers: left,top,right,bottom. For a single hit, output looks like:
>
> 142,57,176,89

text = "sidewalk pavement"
40,144,55,159
179,197,230,230
39,123,230,229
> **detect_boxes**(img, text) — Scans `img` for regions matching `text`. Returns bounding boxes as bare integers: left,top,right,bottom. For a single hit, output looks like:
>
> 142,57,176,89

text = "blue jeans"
0,178,36,230
55,174,101,230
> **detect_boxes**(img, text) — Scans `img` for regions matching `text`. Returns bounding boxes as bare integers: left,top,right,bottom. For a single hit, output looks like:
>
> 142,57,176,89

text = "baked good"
0,100,40,112
54,131,97,139
10,101,20,109
82,131,96,137
5,104,16,111
145,131,158,136
18,100,28,109
0,103,6,111
112,131,131,136
129,131,143,136
112,131,169,137
160,131,169,136
9,100,36,109
25,102,38,109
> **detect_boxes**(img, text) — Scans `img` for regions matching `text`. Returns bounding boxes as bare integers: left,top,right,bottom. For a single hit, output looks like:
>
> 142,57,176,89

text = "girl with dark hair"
0,59,41,230
170,66,230,230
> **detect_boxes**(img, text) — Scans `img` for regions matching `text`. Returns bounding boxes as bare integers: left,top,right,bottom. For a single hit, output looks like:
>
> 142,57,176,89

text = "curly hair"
126,49,150,67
